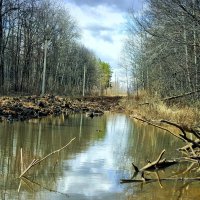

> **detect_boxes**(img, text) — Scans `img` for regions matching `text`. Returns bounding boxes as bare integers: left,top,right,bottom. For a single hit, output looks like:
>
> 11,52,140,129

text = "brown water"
0,113,200,200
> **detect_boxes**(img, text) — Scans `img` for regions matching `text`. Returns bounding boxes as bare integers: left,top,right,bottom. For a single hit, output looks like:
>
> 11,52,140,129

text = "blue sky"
64,0,143,82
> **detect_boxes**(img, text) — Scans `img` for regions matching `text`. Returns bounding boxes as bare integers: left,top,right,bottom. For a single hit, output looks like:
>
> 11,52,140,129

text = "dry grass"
123,90,200,127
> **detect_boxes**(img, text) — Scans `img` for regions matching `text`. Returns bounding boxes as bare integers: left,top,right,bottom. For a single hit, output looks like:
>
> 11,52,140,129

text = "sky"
64,0,143,83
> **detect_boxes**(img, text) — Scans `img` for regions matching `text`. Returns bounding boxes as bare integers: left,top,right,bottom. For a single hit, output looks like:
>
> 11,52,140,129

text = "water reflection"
0,113,200,199
57,114,133,199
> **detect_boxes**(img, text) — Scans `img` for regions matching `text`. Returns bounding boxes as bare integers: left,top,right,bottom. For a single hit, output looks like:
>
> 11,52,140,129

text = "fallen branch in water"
125,115,200,187
131,115,184,141
121,177,200,183
19,137,76,178
132,149,177,173
160,120,200,149
132,115,200,152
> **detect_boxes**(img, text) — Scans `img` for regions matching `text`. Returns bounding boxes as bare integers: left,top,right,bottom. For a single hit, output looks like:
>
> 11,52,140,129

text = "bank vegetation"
122,0,200,127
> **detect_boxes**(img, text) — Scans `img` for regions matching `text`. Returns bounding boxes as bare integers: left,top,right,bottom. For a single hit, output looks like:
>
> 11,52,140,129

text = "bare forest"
125,0,200,101
0,0,111,96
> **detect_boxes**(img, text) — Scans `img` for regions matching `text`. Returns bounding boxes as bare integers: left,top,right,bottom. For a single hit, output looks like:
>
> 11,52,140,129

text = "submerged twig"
19,159,38,178
132,149,178,174
18,148,24,192
19,137,76,178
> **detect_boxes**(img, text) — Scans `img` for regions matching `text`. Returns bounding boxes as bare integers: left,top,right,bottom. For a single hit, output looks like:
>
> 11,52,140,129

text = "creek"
0,113,199,200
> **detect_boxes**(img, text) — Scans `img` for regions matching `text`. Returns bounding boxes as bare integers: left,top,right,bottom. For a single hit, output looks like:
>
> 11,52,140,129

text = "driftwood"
128,149,178,185
19,137,76,178
121,148,197,185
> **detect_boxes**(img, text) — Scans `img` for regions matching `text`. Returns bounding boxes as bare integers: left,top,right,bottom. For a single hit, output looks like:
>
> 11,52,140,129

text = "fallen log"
120,177,200,184
138,90,200,106
132,149,177,172
125,115,200,187
163,89,200,102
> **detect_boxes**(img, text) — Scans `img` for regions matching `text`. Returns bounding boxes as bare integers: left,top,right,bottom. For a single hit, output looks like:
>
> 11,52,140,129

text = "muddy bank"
0,95,124,122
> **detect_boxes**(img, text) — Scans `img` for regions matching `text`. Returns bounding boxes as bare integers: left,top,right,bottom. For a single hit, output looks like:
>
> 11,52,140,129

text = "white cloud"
65,2,126,70
56,114,132,197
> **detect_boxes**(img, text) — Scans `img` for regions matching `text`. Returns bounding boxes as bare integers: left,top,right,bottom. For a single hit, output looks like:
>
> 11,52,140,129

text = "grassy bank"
121,91,200,127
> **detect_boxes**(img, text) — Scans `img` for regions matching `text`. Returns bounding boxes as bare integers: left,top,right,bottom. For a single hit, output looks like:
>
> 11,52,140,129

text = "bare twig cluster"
121,115,200,185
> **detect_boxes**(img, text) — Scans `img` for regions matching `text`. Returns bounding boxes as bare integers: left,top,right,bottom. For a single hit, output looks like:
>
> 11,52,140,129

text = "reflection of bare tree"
19,137,75,178
0,114,108,199
18,176,69,197
1,190,8,200
176,180,191,200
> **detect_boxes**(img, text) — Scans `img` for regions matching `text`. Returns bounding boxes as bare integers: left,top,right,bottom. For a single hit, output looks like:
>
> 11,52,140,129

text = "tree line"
124,0,200,99
0,0,111,96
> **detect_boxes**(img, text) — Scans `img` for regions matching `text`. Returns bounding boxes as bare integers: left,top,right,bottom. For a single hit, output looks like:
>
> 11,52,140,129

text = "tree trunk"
183,14,192,91
0,0,4,91
192,0,198,93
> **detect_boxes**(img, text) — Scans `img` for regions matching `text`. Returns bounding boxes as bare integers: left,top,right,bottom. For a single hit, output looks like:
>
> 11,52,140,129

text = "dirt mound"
0,95,124,122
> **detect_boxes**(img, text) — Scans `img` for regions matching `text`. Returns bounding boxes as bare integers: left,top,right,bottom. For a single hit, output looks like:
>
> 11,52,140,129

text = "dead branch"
139,149,166,171
138,90,200,106
178,139,200,152
132,149,177,173
160,120,186,136
163,90,200,101
120,177,200,183
19,159,38,178
161,120,200,149
132,115,185,141
19,137,76,178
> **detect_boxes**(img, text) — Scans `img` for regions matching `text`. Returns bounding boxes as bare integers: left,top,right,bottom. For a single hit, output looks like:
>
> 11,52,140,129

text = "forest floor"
0,95,124,122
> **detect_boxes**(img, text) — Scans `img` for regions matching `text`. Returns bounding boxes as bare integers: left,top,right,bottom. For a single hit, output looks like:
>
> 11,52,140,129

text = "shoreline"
0,95,124,122
1,94,199,129
122,96,200,128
